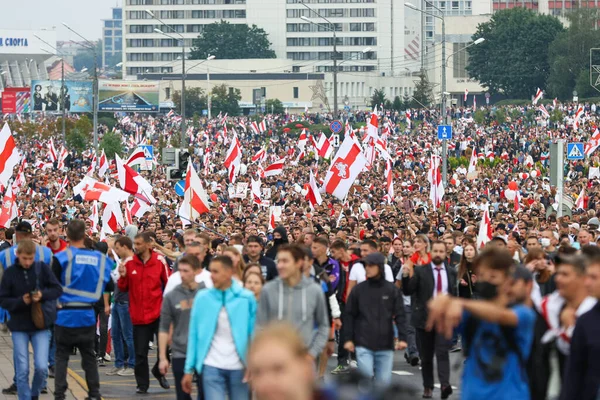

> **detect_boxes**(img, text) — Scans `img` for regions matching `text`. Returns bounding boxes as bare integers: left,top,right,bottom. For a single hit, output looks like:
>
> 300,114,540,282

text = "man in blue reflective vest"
51,220,113,400
0,221,53,396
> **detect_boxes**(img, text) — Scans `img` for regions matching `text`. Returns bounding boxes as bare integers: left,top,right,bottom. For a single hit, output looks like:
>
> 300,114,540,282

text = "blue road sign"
139,145,153,160
437,125,453,140
175,180,186,196
567,142,584,160
344,105,351,112
330,120,343,134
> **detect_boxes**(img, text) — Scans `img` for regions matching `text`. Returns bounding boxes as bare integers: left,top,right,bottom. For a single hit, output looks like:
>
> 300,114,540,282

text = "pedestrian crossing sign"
567,143,584,160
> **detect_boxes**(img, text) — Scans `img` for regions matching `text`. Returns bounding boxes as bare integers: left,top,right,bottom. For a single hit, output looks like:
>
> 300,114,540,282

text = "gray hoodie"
257,276,329,358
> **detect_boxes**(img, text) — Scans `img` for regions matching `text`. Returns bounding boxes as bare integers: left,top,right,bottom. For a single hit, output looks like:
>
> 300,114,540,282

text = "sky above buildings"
2,0,115,41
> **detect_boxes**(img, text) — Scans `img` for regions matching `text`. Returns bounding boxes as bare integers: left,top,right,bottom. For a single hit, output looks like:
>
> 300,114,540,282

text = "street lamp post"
181,56,215,119
300,4,339,117
36,35,67,143
61,23,99,152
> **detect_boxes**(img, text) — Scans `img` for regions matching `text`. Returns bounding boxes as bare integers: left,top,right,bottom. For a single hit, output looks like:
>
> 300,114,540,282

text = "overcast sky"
2,0,115,42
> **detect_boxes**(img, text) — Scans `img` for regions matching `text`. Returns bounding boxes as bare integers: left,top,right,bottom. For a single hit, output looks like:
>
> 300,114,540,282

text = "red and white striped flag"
533,88,543,105
178,162,210,227
54,176,69,201
0,186,18,228
315,133,334,159
305,170,322,208
427,155,444,209
323,135,368,200
385,159,394,204
251,178,262,205
98,150,109,177
573,105,584,130
89,200,99,233
264,158,285,177
575,187,587,210
252,147,267,164
539,104,550,119
464,89,469,102
0,123,20,188
126,147,147,168
224,133,242,183
477,205,493,248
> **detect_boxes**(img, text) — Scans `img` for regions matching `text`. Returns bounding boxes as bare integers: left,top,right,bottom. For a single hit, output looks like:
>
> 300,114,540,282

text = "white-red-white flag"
89,200,99,233
126,147,147,168
533,88,543,105
101,203,124,236
251,178,262,205
468,148,478,174
57,147,68,170
427,155,444,209
405,111,411,129
54,176,69,201
130,197,151,218
264,158,285,177
305,170,322,208
323,135,368,200
73,176,130,204
573,105,584,130
252,147,267,164
575,187,586,210
0,186,18,228
48,138,58,162
178,162,210,227
98,150,109,177
0,123,20,188
115,154,156,203
539,104,550,119
224,133,242,183
464,89,469,102
315,133,334,159
124,202,133,226
477,205,493,248
367,106,379,139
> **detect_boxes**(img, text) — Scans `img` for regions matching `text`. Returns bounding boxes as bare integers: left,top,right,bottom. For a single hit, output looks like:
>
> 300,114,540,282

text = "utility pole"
181,44,186,149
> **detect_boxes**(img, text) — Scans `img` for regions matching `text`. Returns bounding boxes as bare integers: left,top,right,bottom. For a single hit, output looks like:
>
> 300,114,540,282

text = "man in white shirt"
347,239,394,295
164,242,213,295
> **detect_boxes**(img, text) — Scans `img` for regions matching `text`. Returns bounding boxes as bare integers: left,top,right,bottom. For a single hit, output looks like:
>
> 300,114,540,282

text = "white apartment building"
122,0,423,108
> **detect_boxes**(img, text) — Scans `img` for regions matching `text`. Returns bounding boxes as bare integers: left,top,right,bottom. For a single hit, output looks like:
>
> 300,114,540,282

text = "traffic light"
166,149,190,181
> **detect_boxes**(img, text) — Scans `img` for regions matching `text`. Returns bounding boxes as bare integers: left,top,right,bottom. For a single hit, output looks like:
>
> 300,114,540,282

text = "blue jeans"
12,330,50,400
355,346,394,386
111,302,135,368
202,365,248,400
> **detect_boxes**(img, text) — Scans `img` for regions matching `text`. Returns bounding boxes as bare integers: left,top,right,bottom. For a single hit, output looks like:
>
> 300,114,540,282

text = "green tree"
172,87,207,117
392,96,403,111
547,9,600,100
370,89,387,109
100,131,123,159
210,84,241,116
72,115,92,136
412,70,434,107
190,21,276,60
66,128,90,153
265,98,285,114
467,8,564,98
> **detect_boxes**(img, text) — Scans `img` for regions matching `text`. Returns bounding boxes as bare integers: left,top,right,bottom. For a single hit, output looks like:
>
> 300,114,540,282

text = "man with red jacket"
118,232,170,394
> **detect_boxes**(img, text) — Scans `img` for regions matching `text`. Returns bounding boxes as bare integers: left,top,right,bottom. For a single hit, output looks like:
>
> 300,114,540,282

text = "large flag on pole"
178,162,210,227
323,135,368,200
0,123,20,188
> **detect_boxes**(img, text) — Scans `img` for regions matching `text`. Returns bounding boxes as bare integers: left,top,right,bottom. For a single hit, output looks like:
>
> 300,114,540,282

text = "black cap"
15,221,32,234
363,252,386,267
513,265,533,282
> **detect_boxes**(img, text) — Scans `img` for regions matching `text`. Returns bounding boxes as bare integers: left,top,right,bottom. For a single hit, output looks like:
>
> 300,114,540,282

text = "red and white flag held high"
473,95,477,110
124,202,133,226
315,133,334,159
73,176,130,204
89,200,99,233
258,120,267,133
98,150,109,177
468,148,478,174
57,147,68,170
585,128,600,157
0,123,21,188
224,133,242,183
323,135,368,200
264,158,285,177
251,178,262,205
101,203,125,237
573,105,584,130
477,205,493,248
48,138,58,162
54,176,69,201
252,147,267,164
514,190,521,212
126,147,147,168
464,89,469,102
115,154,156,203
305,170,323,208
178,162,210,227
268,206,278,231
405,111,411,129
427,155,444,209
130,198,151,218
553,98,558,109
533,88,543,105
0,186,18,228
539,104,550,119
367,106,379,139
575,187,587,210
385,159,394,204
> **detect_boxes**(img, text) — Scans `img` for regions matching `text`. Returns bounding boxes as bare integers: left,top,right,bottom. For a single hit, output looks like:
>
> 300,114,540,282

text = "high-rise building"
102,7,123,68
122,0,419,77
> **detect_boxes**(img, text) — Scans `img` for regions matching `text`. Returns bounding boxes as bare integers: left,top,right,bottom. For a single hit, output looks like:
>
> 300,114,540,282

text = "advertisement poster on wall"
30,80,93,113
1,87,30,113
98,80,159,112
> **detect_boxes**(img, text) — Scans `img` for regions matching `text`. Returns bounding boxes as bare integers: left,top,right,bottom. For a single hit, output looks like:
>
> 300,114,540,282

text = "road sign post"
567,143,584,160
437,125,452,140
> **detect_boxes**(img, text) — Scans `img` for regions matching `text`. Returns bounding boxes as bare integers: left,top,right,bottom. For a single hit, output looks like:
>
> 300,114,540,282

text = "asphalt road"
63,347,465,399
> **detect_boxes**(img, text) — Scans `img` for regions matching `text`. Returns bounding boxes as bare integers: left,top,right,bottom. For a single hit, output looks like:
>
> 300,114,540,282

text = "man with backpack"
426,247,536,400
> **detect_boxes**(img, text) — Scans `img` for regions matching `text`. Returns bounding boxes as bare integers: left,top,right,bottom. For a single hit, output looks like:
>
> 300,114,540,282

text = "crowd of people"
0,101,599,399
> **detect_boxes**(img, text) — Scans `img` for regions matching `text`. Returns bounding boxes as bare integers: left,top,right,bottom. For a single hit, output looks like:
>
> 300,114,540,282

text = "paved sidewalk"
0,332,87,400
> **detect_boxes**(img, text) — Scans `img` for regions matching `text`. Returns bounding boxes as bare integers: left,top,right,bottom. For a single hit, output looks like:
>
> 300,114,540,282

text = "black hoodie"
266,226,289,260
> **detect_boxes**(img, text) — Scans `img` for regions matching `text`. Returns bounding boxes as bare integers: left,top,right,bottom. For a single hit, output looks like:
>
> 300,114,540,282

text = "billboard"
0,30,57,55
31,80,93,113
98,80,159,112
1,87,31,114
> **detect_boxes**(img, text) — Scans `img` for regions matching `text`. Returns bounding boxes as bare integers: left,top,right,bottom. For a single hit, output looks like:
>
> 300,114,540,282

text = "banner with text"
31,80,93,113
1,87,30,113
98,80,160,112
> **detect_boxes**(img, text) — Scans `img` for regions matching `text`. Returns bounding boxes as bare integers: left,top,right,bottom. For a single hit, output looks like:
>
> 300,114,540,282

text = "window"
350,23,361,31
114,21,122,28
466,1,472,8
105,21,114,28
452,1,459,8
105,29,113,37
440,1,446,8
105,38,113,46
452,42,469,78
113,8,122,20
165,87,171,99
293,87,299,98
